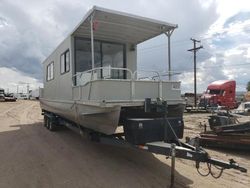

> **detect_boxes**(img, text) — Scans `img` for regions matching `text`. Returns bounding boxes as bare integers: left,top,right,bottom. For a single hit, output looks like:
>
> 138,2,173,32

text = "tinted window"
74,38,125,85
75,39,101,73
207,89,222,95
47,62,54,81
65,51,70,72
60,50,70,74
60,54,65,74
102,43,124,79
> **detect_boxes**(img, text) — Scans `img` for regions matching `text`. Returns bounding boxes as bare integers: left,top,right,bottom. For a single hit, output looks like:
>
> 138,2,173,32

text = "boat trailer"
197,111,250,150
42,100,247,187
64,125,247,186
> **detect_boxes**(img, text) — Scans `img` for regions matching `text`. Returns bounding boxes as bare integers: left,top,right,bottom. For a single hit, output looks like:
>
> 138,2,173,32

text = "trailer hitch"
208,158,247,172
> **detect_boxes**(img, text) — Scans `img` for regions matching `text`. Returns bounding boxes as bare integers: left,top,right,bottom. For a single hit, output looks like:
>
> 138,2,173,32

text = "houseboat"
40,6,185,136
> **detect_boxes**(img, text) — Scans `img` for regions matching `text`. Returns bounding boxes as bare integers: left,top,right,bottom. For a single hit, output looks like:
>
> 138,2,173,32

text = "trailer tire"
46,117,50,129
48,120,57,131
43,116,48,127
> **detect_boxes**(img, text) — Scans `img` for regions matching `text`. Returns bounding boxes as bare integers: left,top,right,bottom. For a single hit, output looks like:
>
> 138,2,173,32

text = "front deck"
72,67,184,106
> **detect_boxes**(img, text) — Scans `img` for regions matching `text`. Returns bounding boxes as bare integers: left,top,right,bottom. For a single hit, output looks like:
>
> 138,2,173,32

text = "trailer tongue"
96,133,247,175
146,141,247,173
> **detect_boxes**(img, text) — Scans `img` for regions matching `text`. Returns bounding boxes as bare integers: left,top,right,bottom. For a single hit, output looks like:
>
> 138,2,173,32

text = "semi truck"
199,80,237,109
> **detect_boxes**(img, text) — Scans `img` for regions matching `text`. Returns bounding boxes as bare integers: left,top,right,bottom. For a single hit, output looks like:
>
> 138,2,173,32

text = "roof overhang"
71,6,178,44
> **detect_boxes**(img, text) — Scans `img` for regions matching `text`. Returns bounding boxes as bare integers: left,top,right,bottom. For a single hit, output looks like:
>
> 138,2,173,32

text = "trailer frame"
42,110,247,180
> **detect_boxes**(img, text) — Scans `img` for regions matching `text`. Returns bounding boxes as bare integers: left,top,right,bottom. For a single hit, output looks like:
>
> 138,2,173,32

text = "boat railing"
72,67,133,86
72,67,182,100
72,67,183,86
133,70,161,81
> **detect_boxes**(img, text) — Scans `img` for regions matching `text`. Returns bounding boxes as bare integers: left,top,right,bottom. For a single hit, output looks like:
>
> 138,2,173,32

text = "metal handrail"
72,67,182,86
72,67,133,86
72,67,182,101
133,70,161,81
133,70,182,81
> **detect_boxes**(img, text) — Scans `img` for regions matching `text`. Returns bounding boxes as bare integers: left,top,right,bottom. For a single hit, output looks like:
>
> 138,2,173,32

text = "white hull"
40,98,121,135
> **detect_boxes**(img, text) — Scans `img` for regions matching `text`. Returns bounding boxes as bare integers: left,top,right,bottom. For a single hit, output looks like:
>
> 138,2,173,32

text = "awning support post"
90,14,95,69
165,30,174,81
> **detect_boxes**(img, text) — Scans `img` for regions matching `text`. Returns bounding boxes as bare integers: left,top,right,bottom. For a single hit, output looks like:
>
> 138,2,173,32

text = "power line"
202,62,250,69
174,62,250,73
137,22,250,52
137,39,190,52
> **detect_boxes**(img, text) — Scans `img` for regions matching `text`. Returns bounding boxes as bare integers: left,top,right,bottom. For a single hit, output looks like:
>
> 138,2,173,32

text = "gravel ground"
0,100,249,188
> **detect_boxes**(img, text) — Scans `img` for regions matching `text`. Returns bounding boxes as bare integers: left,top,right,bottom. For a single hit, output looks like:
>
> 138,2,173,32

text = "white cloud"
0,0,250,94
176,0,250,93
0,67,42,93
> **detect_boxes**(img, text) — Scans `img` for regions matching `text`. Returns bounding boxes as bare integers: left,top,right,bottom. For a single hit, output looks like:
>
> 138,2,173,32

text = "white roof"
71,6,178,44
210,80,234,85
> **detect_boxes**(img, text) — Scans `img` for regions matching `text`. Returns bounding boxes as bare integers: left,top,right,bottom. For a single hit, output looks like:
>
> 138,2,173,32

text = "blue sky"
0,0,250,93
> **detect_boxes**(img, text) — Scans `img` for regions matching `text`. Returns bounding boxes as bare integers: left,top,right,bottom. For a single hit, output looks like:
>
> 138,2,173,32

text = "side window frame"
60,49,70,74
46,61,54,81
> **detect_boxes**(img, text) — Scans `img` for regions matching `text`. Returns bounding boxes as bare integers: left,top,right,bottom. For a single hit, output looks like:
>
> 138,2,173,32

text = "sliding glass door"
74,37,126,84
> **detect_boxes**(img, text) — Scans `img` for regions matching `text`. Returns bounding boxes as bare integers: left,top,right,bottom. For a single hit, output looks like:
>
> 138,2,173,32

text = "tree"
247,81,250,91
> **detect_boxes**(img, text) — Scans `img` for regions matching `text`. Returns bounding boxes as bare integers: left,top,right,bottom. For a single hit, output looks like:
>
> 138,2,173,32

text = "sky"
0,0,250,93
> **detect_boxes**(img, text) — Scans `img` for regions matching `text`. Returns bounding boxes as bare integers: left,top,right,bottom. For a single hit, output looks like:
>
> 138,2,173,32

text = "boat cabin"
41,6,182,105
40,6,185,135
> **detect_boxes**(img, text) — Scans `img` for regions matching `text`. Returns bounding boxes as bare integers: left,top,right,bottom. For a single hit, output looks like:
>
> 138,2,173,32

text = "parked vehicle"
183,93,203,112
233,102,250,115
0,88,5,101
4,93,17,102
198,111,250,151
199,80,237,109
17,93,28,100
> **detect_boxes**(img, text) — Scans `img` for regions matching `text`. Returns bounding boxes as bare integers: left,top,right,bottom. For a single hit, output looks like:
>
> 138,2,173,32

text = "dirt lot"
0,100,249,188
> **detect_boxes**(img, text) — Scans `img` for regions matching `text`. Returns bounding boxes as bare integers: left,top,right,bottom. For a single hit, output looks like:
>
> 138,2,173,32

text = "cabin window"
102,43,124,79
47,62,54,81
74,38,125,84
75,39,101,73
60,50,70,74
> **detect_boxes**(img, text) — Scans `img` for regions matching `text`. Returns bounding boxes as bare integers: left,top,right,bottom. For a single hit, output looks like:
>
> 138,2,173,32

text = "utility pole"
188,38,203,107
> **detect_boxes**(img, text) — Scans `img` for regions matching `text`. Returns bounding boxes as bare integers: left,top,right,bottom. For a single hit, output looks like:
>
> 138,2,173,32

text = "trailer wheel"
46,117,50,129
48,120,57,131
43,116,48,127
